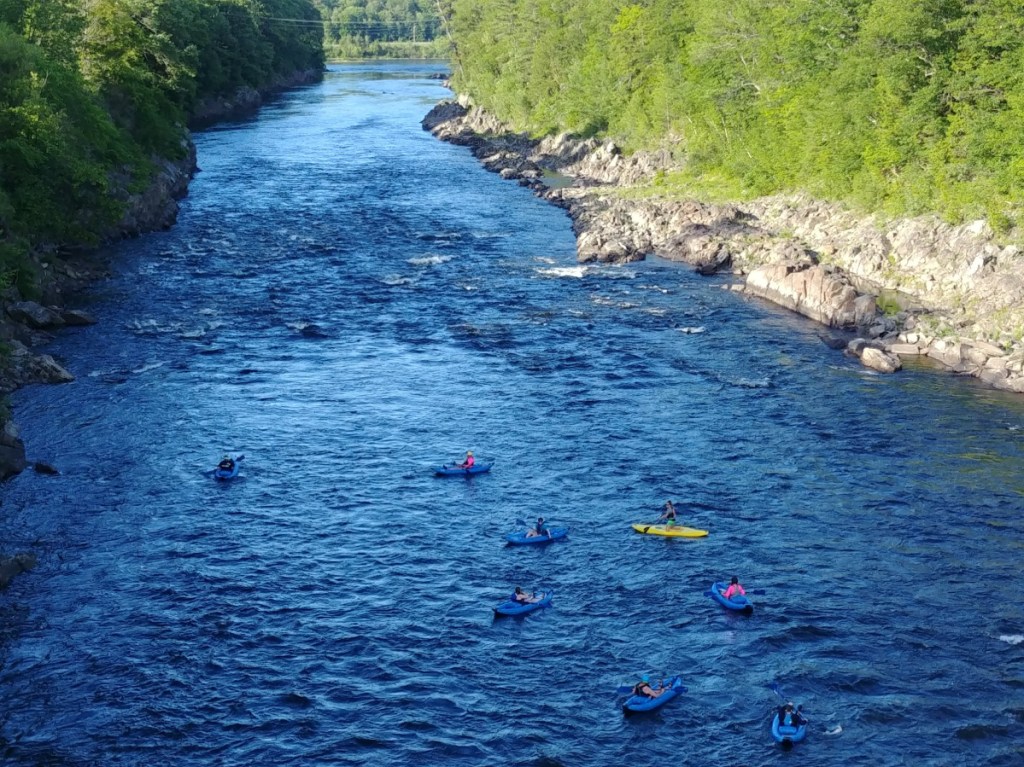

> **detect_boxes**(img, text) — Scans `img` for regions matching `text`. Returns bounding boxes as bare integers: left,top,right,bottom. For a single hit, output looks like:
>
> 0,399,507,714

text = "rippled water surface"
2,62,1024,767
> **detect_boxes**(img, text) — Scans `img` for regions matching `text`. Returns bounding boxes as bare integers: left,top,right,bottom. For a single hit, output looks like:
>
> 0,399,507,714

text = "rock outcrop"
0,552,36,590
422,98,1024,395
190,68,324,127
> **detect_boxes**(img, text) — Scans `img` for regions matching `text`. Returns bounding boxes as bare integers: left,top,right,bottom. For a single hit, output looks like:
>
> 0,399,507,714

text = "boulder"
860,346,903,373
6,301,65,329
746,263,872,328
819,334,848,350
887,343,922,355
0,553,36,589
29,354,75,384
0,420,27,480
847,337,872,355
61,309,97,326
928,343,963,368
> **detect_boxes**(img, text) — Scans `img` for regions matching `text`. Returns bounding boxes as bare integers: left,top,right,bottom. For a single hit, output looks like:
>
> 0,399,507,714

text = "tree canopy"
0,0,324,288
447,0,1024,232
310,0,447,59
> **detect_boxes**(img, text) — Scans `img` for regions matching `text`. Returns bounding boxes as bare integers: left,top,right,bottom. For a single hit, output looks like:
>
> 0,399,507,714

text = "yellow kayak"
631,523,708,538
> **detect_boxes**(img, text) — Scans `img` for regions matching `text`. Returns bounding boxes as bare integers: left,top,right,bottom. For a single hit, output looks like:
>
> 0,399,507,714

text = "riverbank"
0,70,324,586
423,98,1024,395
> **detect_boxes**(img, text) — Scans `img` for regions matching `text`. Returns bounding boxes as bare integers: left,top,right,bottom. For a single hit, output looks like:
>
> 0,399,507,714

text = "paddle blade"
616,685,635,694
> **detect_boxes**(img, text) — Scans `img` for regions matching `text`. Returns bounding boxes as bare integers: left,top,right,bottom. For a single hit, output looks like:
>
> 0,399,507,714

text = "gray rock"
972,340,1004,357
6,301,65,329
928,344,963,368
31,354,75,384
423,97,1024,396
860,346,902,373
0,421,27,480
847,338,867,355
61,309,97,326
0,553,36,589
887,343,922,355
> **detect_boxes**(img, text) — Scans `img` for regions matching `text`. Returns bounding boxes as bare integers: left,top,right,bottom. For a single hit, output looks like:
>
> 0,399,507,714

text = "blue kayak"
505,527,569,545
772,713,808,744
434,463,493,477
213,462,240,480
493,590,553,617
622,676,687,714
709,581,754,614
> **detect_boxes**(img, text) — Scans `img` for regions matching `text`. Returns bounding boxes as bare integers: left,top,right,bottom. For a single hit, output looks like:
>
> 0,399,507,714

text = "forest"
446,0,1024,234
0,0,324,289
311,0,446,59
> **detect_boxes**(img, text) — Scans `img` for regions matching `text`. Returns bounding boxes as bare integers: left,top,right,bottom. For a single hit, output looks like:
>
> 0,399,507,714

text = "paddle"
771,684,813,729
515,518,553,537
616,676,680,695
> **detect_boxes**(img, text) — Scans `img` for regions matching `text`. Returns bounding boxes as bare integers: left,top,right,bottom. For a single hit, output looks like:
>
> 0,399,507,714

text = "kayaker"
720,576,745,599
512,586,540,604
456,450,475,469
778,702,793,724
778,701,806,726
218,455,235,471
632,674,666,699
525,517,551,538
657,500,678,526
790,705,807,727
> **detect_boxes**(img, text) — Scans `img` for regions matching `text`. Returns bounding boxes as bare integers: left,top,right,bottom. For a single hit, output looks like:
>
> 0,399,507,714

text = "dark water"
2,62,1024,766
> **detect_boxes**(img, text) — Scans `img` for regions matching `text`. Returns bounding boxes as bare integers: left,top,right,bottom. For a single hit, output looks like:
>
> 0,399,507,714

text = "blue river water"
2,62,1023,766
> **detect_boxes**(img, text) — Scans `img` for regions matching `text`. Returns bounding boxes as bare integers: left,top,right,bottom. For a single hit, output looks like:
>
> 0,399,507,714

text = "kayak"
493,590,553,617
708,581,754,614
772,713,808,744
213,462,240,480
505,527,569,545
434,463,493,477
622,676,687,714
631,523,708,538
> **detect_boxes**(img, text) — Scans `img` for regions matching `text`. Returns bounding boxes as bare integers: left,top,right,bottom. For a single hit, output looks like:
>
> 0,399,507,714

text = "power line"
260,16,440,28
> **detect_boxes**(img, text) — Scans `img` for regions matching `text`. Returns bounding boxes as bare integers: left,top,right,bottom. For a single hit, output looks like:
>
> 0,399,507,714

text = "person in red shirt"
721,576,746,600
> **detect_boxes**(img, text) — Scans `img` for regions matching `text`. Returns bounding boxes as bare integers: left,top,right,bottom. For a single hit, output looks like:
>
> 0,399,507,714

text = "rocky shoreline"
423,98,1024,395
0,69,324,588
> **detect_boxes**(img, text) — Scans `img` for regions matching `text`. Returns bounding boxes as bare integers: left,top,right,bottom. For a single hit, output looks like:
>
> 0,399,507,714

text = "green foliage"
447,0,1024,232
310,0,447,59
0,0,324,288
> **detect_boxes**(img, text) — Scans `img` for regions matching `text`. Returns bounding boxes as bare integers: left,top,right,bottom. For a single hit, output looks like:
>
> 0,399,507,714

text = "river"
1,61,1023,767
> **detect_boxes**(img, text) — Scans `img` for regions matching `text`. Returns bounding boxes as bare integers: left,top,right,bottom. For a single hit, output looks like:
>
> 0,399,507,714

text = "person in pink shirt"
721,576,745,600
456,450,475,469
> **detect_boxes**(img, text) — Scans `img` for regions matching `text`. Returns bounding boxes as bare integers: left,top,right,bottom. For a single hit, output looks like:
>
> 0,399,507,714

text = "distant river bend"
1,62,1023,767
